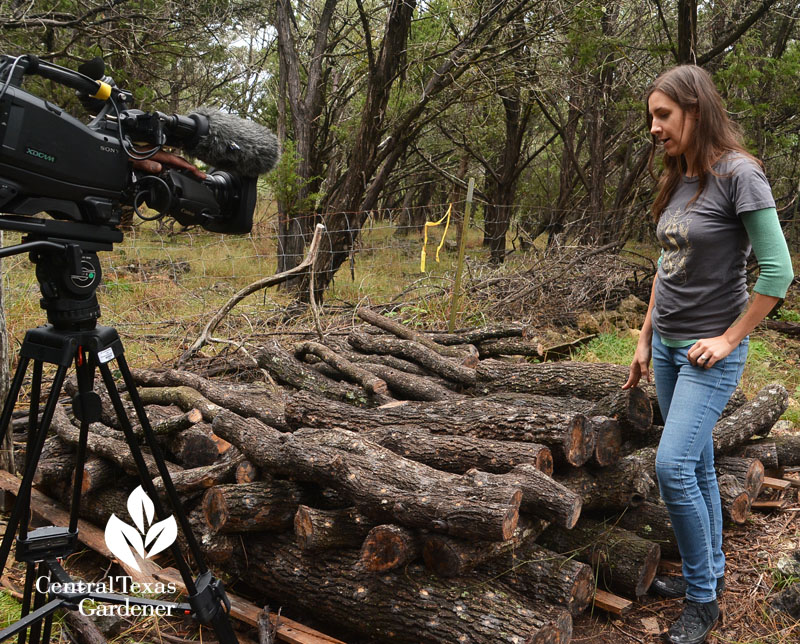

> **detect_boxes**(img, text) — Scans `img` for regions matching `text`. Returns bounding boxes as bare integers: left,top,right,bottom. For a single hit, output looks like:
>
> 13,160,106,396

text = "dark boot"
662,599,719,644
651,575,725,599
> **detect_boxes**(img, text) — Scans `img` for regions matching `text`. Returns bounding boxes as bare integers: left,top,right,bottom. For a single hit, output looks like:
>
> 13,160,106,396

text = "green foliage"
570,333,637,365
0,591,21,628
263,140,321,215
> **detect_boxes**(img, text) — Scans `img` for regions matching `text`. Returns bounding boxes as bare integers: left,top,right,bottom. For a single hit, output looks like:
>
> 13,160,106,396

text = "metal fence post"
448,177,474,332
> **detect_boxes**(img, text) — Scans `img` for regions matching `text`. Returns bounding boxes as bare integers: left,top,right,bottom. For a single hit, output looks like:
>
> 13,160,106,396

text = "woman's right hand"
622,339,652,389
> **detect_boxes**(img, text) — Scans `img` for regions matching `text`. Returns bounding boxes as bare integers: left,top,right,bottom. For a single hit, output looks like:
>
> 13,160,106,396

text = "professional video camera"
0,53,278,233
0,54,280,644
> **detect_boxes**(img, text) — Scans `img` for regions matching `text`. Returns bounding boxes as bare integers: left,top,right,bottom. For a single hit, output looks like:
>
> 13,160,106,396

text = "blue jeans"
652,329,748,603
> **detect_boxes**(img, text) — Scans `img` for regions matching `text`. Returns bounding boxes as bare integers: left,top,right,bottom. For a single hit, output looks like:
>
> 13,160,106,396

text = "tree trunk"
242,532,573,644
285,390,593,467
537,517,660,598
294,505,373,552
202,480,313,533
212,411,522,541
360,425,553,475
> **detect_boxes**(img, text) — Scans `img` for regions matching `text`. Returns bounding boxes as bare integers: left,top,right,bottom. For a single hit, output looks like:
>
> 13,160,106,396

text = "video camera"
0,53,278,329
0,53,278,234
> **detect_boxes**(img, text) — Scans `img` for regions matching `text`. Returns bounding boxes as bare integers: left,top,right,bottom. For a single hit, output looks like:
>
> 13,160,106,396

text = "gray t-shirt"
652,154,776,340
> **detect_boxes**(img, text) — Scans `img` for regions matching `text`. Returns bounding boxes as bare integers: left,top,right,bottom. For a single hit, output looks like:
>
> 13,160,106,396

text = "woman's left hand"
688,336,736,369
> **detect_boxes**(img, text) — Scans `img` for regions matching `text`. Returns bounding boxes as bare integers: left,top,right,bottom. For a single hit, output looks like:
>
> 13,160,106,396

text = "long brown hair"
646,65,760,220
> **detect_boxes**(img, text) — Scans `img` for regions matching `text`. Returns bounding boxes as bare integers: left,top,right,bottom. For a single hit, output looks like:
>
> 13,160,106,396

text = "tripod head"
0,216,120,330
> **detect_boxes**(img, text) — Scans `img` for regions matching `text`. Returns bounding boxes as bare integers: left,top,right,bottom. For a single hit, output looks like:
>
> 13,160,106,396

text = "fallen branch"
180,223,324,364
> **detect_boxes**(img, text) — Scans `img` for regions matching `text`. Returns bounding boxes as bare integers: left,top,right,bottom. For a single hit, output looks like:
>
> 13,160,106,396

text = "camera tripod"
0,217,238,644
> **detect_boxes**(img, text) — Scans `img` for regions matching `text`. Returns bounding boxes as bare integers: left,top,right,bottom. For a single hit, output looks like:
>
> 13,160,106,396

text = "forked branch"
179,224,325,364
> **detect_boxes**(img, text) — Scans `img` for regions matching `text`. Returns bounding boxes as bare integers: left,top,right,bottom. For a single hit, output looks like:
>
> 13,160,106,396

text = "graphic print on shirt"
658,207,692,284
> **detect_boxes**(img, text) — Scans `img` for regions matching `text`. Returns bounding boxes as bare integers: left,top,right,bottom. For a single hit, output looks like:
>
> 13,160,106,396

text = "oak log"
360,425,553,475
716,456,764,500
254,339,375,405
612,500,679,560
130,367,288,430
717,473,751,525
242,532,573,644
348,329,477,386
356,308,479,366
712,383,789,452
537,517,661,598
422,517,548,577
294,505,373,552
554,452,656,511
294,340,388,396
285,391,592,467
358,524,421,572
475,541,595,617
212,411,522,541
202,480,314,533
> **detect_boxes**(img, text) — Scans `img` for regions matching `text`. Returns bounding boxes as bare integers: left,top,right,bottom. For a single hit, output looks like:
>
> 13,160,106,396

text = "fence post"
448,177,474,332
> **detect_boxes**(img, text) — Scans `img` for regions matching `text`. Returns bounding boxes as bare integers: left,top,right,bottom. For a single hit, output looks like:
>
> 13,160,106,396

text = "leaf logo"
104,486,177,572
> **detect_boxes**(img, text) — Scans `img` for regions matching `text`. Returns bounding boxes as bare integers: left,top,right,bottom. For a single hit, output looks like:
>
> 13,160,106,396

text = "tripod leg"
23,362,42,473
67,351,97,535
0,361,68,573
25,561,48,644
97,356,239,644
16,561,35,644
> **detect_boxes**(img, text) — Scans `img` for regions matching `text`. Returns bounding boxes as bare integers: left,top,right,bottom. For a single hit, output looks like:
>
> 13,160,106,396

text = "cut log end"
566,415,593,467
502,490,524,541
294,506,314,546
728,493,752,525
202,488,228,533
537,449,554,476
570,563,596,616
634,542,661,598
359,525,418,572
592,418,621,467
627,387,654,432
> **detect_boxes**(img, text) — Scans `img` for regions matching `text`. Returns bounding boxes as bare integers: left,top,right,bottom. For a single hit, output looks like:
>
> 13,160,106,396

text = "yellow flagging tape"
420,204,452,272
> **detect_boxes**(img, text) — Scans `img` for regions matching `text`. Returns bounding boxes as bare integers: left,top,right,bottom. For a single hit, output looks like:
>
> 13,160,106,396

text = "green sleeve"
741,207,795,298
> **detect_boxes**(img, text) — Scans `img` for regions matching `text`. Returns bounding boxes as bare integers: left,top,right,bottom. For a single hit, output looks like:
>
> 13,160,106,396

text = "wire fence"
2,197,797,365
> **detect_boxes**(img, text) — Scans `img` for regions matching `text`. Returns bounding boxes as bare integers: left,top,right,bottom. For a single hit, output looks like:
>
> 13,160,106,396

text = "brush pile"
11,309,794,644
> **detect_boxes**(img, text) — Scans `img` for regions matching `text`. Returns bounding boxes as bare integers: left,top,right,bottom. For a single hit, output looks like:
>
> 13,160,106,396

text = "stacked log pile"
12,309,794,644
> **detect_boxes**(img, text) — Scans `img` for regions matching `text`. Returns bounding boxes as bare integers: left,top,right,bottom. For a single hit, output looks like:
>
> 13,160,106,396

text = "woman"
623,65,794,644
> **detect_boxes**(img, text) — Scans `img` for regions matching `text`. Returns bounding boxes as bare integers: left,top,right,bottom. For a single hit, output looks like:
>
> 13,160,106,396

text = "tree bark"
202,480,314,533
131,367,287,430
285,390,592,467
360,425,553,475
612,500,679,560
212,411,522,541
717,473,751,525
356,309,479,365
348,330,476,387
716,456,764,500
294,505,373,552
475,542,595,617
255,339,376,406
476,360,644,401
242,532,573,644
294,340,388,396
422,517,548,577
537,517,660,598
554,453,655,511
712,383,789,453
